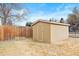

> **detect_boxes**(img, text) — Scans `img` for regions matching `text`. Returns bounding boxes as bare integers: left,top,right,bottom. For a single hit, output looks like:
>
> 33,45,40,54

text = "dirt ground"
0,37,79,56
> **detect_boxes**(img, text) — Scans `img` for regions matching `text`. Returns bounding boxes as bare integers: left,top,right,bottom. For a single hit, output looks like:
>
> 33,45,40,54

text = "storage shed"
32,20,70,43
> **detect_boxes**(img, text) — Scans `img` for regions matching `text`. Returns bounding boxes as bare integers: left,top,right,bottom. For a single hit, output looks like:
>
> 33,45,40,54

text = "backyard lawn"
0,37,79,56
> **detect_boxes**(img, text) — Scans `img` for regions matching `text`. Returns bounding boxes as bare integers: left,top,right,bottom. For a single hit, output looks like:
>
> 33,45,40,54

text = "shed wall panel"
51,24,69,43
33,22,50,43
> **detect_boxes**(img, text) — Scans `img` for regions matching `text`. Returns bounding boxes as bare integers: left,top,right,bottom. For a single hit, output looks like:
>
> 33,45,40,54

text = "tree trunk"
1,18,7,25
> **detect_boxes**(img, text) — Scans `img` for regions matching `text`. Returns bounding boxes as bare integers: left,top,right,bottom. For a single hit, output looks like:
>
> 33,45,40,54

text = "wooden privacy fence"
0,25,32,41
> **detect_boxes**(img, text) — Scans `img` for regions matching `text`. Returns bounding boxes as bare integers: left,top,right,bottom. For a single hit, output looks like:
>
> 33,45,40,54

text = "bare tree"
72,7,79,14
49,18,57,22
0,3,28,25
67,7,79,32
67,14,77,25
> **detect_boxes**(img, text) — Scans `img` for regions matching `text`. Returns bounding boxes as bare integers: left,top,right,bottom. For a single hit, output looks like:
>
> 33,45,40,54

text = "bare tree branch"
0,3,28,25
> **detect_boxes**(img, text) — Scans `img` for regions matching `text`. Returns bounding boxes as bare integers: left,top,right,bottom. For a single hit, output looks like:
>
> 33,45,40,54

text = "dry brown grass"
0,37,79,56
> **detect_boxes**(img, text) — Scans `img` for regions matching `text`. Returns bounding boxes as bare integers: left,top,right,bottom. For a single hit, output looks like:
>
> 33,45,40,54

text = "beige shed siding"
32,20,69,43
51,24,69,43
32,22,50,43
32,23,37,41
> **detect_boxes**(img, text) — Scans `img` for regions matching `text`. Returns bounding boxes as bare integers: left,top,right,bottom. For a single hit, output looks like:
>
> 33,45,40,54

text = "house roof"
32,19,70,26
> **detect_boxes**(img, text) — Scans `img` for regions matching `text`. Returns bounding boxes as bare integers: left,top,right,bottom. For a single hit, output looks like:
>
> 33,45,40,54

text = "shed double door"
37,25,43,42
36,23,50,43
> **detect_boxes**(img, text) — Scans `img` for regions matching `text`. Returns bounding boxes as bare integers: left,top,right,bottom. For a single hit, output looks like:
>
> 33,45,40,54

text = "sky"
14,3,79,26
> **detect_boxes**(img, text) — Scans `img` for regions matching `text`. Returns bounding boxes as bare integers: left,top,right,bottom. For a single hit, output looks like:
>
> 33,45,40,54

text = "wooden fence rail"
0,25,32,41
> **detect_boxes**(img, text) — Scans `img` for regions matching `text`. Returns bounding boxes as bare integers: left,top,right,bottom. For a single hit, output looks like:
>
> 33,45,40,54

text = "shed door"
37,24,43,42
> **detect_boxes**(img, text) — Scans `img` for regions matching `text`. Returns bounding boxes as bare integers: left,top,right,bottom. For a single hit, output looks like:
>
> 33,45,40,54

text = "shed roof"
32,20,70,26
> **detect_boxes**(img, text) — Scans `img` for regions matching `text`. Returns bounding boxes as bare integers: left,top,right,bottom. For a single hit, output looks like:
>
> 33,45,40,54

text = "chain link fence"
69,32,79,38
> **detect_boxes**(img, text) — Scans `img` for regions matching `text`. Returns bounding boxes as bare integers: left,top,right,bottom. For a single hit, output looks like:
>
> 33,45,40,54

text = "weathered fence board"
0,25,32,40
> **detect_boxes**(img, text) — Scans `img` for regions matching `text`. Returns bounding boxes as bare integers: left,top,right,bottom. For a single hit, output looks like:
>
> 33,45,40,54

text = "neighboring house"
32,20,70,44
